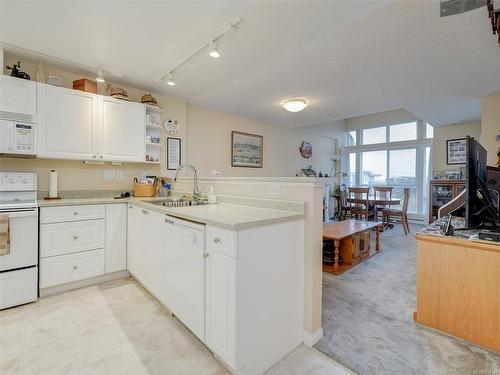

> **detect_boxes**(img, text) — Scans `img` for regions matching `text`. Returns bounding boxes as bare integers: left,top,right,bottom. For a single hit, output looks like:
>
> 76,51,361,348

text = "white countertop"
37,197,303,230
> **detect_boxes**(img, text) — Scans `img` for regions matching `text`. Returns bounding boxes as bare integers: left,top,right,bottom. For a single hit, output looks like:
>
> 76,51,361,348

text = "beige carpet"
315,223,500,375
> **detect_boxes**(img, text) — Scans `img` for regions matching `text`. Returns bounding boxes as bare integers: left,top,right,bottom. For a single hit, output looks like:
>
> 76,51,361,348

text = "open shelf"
146,123,162,130
146,142,162,147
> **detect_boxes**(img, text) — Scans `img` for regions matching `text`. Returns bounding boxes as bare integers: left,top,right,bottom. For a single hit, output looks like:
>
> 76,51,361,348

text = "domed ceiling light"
282,98,308,113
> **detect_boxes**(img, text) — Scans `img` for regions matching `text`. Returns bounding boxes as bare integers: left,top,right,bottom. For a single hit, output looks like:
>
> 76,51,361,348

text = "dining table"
331,194,401,220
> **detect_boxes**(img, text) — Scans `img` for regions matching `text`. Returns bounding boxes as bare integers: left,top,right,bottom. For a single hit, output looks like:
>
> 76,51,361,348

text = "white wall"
187,104,335,177
346,108,419,130
432,121,481,173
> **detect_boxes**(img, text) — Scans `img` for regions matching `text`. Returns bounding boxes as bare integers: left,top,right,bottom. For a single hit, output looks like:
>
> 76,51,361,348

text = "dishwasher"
164,215,206,341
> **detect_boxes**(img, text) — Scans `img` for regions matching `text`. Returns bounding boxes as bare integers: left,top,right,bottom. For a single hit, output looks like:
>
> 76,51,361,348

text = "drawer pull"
73,235,78,240
142,210,149,215
213,237,221,244
203,253,209,258
73,212,78,215
73,265,78,270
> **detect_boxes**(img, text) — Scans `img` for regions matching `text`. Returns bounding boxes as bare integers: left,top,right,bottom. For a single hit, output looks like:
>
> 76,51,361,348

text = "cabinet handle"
73,211,78,215
129,206,133,209
203,253,209,258
92,155,96,159
142,210,149,215
213,237,221,244
73,265,78,270
99,155,104,159
73,235,78,240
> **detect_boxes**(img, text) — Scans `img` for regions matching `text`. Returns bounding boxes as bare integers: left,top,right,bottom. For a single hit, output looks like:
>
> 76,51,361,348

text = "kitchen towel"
0,214,10,256
49,170,58,198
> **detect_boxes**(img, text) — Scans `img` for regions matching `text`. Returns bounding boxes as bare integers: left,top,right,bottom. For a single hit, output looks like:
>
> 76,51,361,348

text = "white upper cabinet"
98,96,145,162
37,83,98,160
0,75,37,123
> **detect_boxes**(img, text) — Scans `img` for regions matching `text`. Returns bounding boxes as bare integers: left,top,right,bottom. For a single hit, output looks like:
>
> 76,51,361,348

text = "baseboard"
40,270,130,297
302,327,324,347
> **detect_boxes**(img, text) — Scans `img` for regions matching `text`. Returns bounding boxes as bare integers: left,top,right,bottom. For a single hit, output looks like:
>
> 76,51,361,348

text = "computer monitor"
465,136,499,229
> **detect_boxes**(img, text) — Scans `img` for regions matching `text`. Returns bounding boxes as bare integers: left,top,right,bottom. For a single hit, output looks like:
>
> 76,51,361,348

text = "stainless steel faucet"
173,164,201,199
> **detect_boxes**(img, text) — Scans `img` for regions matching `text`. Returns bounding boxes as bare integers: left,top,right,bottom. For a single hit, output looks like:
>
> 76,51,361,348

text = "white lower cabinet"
205,249,237,367
40,203,127,290
127,205,165,303
40,249,105,288
105,204,127,273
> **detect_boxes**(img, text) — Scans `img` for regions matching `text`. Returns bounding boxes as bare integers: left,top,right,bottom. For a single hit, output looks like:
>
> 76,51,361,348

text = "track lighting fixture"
209,41,220,58
96,69,105,83
166,73,176,86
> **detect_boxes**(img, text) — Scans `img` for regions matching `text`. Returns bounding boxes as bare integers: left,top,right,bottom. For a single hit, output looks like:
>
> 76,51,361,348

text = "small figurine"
5,61,31,80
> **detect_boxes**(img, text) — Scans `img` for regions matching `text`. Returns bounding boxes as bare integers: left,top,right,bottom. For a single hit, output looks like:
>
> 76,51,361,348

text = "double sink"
145,196,210,208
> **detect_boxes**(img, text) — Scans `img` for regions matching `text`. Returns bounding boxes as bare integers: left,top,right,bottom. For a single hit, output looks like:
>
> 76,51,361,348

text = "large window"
389,122,417,142
426,123,434,139
342,121,432,218
362,126,386,145
361,150,387,185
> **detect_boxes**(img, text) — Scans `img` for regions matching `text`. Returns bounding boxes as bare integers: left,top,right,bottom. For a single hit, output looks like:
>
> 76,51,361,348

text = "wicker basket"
134,182,157,197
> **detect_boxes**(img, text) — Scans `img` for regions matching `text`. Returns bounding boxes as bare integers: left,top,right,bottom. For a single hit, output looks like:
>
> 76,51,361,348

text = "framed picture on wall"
446,138,467,165
231,131,263,168
167,137,181,170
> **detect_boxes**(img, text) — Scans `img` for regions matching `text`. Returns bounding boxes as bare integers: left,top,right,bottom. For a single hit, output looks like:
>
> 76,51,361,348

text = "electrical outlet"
269,184,281,195
116,170,124,180
104,170,115,180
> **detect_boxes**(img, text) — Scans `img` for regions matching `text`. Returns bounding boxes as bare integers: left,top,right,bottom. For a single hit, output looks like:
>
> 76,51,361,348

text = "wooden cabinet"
37,82,147,163
37,83,98,160
105,204,127,273
205,248,237,367
0,75,37,123
429,179,465,223
98,96,145,162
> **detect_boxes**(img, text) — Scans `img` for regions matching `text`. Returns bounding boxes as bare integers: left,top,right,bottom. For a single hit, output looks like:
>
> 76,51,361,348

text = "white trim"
40,270,129,297
302,327,324,347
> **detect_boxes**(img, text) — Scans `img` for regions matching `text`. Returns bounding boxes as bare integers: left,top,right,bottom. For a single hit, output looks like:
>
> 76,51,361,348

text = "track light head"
209,41,220,58
166,73,176,86
96,69,105,83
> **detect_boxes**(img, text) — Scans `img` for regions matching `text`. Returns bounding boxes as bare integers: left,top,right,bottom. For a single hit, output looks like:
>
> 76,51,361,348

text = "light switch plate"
104,170,115,180
116,170,124,180
269,184,281,195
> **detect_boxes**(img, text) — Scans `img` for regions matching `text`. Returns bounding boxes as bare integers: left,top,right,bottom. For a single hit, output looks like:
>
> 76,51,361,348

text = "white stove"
0,172,38,309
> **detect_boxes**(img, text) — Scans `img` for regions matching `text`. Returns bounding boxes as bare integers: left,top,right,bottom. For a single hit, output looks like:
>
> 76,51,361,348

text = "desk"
323,220,382,274
415,232,500,352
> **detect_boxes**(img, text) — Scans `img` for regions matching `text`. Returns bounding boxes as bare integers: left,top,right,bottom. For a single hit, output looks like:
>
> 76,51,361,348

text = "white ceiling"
1,1,499,129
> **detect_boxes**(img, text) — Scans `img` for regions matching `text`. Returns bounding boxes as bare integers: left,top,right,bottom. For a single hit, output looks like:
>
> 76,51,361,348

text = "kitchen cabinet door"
127,205,146,280
0,75,37,123
105,204,127,273
205,250,237,368
143,210,165,302
37,83,98,160
98,96,145,162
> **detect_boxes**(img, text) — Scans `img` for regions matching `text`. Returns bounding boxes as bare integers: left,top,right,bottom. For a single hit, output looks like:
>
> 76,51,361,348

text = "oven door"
0,208,38,272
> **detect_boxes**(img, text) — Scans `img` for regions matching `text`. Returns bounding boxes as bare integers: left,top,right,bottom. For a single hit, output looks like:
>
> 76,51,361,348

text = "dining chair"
374,186,393,222
339,190,351,221
348,187,375,221
382,188,411,235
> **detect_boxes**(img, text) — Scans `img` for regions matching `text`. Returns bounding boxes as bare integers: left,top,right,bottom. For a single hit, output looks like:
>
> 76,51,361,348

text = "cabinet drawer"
41,205,105,224
40,249,105,288
40,219,105,258
207,226,237,259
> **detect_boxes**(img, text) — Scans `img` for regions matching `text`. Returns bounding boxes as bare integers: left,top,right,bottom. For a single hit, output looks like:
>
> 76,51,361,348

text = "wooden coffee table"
323,219,382,275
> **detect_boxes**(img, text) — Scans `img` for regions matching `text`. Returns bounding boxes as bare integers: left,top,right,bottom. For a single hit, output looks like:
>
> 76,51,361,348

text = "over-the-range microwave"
0,120,37,157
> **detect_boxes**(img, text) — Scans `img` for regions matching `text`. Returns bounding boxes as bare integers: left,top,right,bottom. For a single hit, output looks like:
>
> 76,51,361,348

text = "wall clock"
164,119,180,135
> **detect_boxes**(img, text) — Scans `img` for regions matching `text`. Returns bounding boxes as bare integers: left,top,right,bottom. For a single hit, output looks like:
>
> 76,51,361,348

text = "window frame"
341,121,432,219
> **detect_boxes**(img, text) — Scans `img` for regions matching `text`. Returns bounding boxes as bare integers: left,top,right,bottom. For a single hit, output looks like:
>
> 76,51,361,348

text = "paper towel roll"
49,170,58,198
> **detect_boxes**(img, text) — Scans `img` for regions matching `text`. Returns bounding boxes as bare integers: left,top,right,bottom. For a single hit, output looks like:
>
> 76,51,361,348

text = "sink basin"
144,197,209,208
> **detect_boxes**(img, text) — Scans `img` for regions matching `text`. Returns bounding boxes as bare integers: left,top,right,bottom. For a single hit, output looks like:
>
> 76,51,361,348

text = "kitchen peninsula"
36,193,305,375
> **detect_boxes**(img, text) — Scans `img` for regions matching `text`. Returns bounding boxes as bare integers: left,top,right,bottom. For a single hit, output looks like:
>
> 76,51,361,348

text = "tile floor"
0,277,350,375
